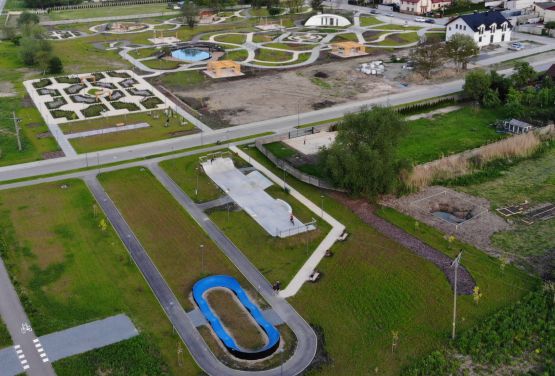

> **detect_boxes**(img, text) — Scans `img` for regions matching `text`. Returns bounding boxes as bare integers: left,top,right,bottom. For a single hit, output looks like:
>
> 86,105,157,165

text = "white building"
399,0,451,14
446,11,512,47
304,13,351,27
533,2,555,22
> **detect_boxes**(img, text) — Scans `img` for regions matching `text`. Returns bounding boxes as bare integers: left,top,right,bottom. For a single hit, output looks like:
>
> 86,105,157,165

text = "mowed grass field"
45,3,176,21
398,107,505,164
458,146,555,258
0,180,199,375
61,111,197,153
240,146,537,376
98,167,258,310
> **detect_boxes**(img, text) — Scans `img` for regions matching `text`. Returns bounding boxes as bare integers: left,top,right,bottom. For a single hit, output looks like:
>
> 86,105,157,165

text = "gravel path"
331,193,475,295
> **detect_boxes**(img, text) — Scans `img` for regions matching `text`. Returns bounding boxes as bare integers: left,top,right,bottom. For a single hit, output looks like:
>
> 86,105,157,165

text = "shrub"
32,78,51,89
141,96,164,109
81,104,108,118
50,110,77,120
47,56,63,74
111,101,140,112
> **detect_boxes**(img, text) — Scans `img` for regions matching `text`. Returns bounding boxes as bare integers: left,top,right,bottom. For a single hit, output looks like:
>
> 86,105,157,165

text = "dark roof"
447,11,511,32
546,64,555,78
534,2,555,9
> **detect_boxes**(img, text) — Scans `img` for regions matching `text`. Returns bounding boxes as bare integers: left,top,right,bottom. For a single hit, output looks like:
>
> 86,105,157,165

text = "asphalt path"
85,173,317,375
1,58,552,183
0,260,56,376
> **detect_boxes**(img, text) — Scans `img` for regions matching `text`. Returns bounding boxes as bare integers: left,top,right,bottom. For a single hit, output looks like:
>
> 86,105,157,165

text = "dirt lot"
174,56,411,125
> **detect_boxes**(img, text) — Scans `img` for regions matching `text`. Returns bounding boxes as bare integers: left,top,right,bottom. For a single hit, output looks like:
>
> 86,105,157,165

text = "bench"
337,231,349,241
308,270,320,283
115,122,125,127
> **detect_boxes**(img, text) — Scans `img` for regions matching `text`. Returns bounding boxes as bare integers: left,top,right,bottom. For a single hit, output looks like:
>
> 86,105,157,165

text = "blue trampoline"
193,275,281,360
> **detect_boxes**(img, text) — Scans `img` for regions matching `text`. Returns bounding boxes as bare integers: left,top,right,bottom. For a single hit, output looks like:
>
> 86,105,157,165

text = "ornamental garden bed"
37,88,61,97
64,84,86,95
107,71,131,78
51,109,78,120
111,101,140,112
33,79,52,89
71,94,97,104
82,103,108,118
45,97,67,110
141,97,163,109
120,78,138,88
56,76,81,84
128,88,153,97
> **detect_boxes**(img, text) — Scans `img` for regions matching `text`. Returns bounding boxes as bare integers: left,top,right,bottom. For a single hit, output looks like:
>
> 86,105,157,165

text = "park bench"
308,270,320,283
337,231,349,241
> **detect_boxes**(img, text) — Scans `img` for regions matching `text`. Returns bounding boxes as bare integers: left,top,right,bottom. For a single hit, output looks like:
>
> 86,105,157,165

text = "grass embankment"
359,16,383,27
46,3,174,21
206,289,265,350
378,32,420,46
457,146,555,258
398,107,505,164
129,47,161,59
213,33,247,44
0,320,11,348
0,180,198,374
254,48,293,62
330,33,359,43
240,145,536,376
141,59,182,70
61,111,196,153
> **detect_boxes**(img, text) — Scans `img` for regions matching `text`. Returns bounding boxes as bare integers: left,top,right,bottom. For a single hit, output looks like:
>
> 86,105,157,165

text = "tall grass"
404,126,555,190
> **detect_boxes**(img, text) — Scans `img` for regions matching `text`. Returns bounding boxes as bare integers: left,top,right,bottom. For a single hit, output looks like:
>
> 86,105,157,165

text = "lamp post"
451,250,463,340
320,195,324,218
200,244,205,275
195,166,199,197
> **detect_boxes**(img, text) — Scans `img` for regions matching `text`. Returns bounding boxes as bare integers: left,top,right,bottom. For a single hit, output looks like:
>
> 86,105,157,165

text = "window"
501,33,505,41
490,34,494,43
449,26,451,30
479,36,482,42
455,24,458,29
464,25,466,30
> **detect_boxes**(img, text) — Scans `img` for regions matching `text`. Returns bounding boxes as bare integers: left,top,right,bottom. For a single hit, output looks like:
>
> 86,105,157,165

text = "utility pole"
451,250,463,340
200,244,204,275
12,112,22,152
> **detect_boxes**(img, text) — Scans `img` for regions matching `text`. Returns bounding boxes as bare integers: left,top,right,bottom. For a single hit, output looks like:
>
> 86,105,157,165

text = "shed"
330,41,367,58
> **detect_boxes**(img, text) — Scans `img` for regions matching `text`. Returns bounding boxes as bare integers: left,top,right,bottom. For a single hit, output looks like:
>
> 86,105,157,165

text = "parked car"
385,13,393,17
424,18,436,23
370,9,377,14
509,42,524,51
414,17,426,22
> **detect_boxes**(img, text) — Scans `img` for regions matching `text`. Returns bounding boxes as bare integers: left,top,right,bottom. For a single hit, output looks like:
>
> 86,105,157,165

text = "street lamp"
320,195,324,218
195,166,199,197
451,250,463,340
200,244,205,275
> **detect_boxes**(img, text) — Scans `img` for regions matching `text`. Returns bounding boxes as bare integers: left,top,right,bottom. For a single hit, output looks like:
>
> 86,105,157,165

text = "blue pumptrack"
193,275,281,360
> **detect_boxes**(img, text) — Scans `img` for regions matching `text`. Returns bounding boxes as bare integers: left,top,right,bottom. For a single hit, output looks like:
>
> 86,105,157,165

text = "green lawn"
252,32,281,43
225,49,249,61
129,47,160,59
457,146,555,258
265,141,297,159
330,33,359,43
0,180,198,374
61,112,197,153
376,24,423,31
240,145,536,376
250,7,270,17
378,32,420,46
254,48,293,62
398,107,505,164
46,3,175,21
157,70,208,90
264,43,314,51
0,320,11,348
359,16,383,27
213,33,247,45
141,58,182,70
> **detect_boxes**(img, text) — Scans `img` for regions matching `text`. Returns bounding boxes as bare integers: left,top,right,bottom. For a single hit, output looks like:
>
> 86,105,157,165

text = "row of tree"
3,12,63,75
411,34,479,78
464,62,555,123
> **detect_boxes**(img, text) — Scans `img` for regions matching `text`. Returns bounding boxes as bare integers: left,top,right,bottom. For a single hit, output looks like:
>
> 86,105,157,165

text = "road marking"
37,348,44,353
33,339,39,343
16,349,23,354
14,345,21,349
40,353,46,358
23,365,29,370
35,343,42,348
42,358,49,363
21,359,27,365
18,354,25,359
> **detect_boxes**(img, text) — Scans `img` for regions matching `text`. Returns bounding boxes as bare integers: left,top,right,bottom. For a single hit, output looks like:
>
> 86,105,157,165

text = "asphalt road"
85,173,317,375
0,260,56,376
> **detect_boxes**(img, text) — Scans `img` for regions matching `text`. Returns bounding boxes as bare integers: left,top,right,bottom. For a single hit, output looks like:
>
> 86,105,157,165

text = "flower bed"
51,109,77,120
37,88,61,97
141,97,164,109
56,76,81,84
120,78,138,88
107,71,131,78
81,103,108,118
111,101,140,112
64,84,86,95
33,79,52,89
71,94,97,104
45,97,67,109
128,87,153,97
107,90,125,101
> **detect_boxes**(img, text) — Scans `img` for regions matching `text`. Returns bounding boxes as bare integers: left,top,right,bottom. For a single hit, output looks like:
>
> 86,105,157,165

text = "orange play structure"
205,60,242,78
330,41,366,58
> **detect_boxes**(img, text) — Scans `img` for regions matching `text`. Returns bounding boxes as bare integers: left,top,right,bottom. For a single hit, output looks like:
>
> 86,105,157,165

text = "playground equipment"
81,75,96,84
94,89,113,102
204,60,243,78
192,275,281,360
330,42,367,58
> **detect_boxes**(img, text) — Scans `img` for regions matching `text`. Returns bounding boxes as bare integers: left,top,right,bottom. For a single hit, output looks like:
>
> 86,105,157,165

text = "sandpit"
283,130,337,155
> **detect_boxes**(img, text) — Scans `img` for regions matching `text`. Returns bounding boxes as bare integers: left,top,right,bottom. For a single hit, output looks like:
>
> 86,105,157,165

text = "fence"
255,127,346,192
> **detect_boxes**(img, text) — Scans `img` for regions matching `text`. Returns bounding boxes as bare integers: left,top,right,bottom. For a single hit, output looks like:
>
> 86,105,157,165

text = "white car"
508,42,524,51
414,17,426,22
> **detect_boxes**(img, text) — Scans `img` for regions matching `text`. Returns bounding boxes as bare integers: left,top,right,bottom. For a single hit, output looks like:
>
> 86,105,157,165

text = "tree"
512,61,536,88
47,56,63,74
482,89,501,108
182,1,199,29
2,26,19,45
445,34,478,70
463,69,491,104
35,50,51,75
489,70,512,102
410,40,446,79
19,37,39,65
310,0,324,11
319,106,406,199
286,0,303,13
17,11,40,27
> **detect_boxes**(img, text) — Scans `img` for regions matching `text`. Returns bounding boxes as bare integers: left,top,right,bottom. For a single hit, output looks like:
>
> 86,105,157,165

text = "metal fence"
255,127,346,192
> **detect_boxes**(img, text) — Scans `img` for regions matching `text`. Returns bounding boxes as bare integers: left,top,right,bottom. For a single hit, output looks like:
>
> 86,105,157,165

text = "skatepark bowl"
193,275,281,360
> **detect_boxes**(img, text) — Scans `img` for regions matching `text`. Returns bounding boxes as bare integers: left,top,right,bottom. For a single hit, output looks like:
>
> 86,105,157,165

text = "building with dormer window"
445,11,512,47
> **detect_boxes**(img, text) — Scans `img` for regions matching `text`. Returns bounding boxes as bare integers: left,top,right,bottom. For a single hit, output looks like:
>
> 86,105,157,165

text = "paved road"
0,260,56,376
85,174,317,375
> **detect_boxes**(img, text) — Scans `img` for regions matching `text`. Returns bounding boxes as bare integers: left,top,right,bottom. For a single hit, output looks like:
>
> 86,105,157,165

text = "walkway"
332,194,475,295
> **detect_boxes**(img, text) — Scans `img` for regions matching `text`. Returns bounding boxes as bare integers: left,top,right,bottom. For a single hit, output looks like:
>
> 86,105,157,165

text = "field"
98,167,259,310
0,180,199,375
398,107,506,164
45,3,176,21
457,146,555,259
240,145,536,376
0,320,10,348
378,32,420,46
255,48,293,62
60,112,197,153
359,16,382,27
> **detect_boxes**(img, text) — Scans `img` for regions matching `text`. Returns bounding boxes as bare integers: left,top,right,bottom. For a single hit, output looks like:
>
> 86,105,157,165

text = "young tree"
463,69,491,104
319,106,406,199
410,40,446,79
482,89,501,108
445,34,478,70
47,56,63,74
310,0,324,11
489,70,512,102
17,11,40,27
182,1,199,29
512,61,536,88
35,50,51,75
